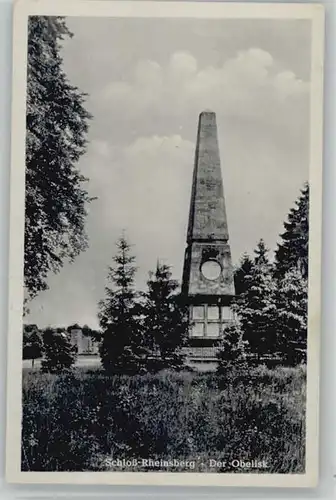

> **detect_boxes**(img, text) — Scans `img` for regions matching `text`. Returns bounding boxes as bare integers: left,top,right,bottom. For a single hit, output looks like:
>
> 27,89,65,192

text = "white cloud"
273,70,307,97
91,139,111,158
170,51,198,77
98,48,309,125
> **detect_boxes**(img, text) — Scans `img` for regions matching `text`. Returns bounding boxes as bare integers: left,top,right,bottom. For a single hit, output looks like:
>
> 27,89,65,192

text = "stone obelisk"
182,111,235,356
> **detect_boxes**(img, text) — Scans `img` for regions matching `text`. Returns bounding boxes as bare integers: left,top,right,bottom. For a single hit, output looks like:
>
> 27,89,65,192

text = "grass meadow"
21,364,306,473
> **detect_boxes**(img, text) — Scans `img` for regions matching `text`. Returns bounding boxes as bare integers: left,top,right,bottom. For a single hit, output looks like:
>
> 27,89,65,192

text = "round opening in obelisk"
201,260,222,281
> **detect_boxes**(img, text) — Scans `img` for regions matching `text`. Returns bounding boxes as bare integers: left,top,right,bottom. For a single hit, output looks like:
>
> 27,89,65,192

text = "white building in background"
69,328,100,355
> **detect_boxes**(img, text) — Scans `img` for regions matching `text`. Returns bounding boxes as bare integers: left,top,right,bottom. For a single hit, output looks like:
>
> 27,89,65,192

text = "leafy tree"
66,323,81,333
98,236,146,374
25,16,92,306
216,322,248,375
41,328,77,373
274,268,308,365
234,253,254,296
234,242,277,358
22,324,43,368
82,324,91,336
82,324,102,342
143,261,189,371
275,183,309,279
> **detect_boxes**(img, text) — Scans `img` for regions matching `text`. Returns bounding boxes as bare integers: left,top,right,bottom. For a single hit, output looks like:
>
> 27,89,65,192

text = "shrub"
216,322,248,376
21,366,306,473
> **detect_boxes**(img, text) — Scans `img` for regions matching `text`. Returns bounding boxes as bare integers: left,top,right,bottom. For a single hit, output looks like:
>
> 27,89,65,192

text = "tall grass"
21,365,306,473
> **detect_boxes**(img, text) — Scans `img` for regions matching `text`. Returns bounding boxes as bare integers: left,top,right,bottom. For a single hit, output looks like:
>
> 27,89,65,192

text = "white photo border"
6,0,325,488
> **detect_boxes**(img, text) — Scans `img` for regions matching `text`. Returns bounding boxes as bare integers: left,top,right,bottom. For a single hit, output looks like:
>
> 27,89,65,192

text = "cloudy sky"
27,16,311,329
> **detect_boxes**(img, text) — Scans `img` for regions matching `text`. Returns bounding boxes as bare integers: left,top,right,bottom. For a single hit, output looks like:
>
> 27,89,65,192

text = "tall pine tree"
275,183,309,279
25,17,92,305
98,236,146,374
143,262,189,371
254,239,271,267
235,241,277,358
274,268,308,364
234,253,254,296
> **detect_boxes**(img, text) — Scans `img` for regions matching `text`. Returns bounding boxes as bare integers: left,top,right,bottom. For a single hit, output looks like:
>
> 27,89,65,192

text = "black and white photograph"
6,0,324,488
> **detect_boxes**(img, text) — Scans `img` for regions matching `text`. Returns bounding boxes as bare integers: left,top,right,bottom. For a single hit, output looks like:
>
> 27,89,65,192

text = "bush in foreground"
216,323,248,376
21,365,306,473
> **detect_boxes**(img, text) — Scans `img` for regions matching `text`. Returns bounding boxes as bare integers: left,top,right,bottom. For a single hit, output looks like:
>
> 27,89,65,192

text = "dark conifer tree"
143,262,189,370
235,241,277,358
254,239,271,267
98,236,146,374
274,268,308,364
41,328,77,373
234,253,254,296
275,183,309,279
25,16,92,306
